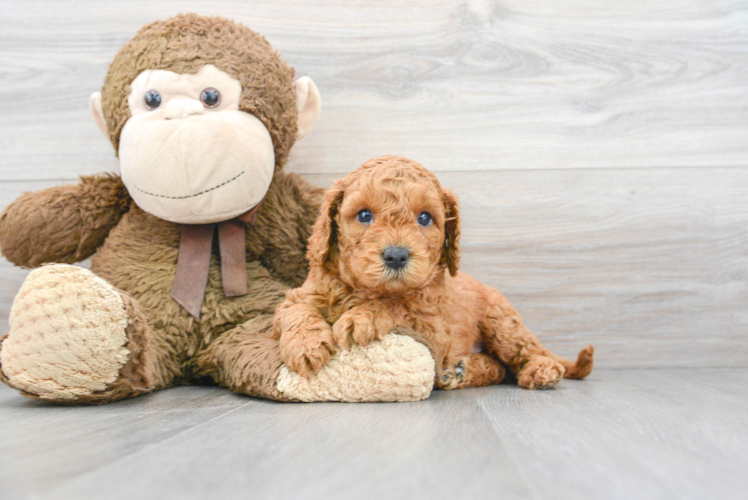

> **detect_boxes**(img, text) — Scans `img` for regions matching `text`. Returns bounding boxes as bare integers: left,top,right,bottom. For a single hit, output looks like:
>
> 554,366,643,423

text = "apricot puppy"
273,156,593,390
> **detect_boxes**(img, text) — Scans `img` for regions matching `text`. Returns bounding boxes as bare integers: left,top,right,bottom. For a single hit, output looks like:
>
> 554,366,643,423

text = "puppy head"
307,155,460,295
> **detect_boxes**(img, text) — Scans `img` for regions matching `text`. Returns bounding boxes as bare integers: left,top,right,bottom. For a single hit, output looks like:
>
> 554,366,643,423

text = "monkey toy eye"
144,90,162,110
356,209,373,224
417,212,433,227
200,87,221,108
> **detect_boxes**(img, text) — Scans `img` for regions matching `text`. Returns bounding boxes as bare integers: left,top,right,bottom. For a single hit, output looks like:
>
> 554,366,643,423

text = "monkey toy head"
89,14,321,224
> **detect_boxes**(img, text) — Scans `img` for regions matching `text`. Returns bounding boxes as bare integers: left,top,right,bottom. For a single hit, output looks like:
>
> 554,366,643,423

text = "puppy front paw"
332,307,381,348
517,356,565,390
279,322,337,378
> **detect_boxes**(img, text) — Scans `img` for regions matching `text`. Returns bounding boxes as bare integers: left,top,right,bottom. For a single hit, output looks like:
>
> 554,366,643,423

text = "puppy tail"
551,345,594,380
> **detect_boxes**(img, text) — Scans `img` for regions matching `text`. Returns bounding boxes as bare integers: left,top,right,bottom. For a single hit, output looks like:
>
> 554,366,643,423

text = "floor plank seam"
476,395,543,500
38,397,257,497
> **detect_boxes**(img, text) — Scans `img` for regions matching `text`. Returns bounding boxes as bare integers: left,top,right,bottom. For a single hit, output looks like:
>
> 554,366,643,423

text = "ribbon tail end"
171,290,202,319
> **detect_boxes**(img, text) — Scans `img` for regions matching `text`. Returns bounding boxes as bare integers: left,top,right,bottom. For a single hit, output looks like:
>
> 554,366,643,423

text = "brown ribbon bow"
171,203,262,318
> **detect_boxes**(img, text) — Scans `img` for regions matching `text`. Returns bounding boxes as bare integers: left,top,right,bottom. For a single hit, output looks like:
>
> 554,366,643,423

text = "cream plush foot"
275,333,435,402
0,264,131,401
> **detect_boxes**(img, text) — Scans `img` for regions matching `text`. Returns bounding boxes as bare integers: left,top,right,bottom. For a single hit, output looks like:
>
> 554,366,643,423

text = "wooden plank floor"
0,369,745,500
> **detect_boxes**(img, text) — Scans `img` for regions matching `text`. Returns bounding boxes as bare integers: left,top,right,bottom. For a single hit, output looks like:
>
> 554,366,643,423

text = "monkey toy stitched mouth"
133,170,246,200
273,155,594,390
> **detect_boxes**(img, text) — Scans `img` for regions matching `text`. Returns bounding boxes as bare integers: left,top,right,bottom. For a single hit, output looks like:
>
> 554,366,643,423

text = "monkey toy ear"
294,77,321,139
89,92,109,138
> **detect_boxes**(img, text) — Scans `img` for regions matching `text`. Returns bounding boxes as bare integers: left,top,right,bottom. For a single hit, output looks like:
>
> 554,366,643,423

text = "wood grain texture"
0,385,253,498
479,368,748,500
0,0,746,179
1,369,745,500
0,2,747,368
1,166,747,369
47,389,533,500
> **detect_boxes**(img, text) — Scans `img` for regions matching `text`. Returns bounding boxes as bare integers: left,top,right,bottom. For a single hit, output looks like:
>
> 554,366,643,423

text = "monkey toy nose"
164,99,204,120
382,246,410,270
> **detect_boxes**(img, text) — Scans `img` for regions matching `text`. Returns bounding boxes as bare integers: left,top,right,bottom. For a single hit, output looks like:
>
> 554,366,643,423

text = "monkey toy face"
118,64,274,224
89,14,321,224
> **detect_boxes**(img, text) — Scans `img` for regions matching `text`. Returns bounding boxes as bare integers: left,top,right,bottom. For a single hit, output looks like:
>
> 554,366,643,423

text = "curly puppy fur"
274,156,594,390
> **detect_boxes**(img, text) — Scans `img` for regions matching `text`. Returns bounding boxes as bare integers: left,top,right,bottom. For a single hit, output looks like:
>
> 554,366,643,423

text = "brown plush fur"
274,156,594,389
0,15,326,404
0,174,131,267
102,13,298,168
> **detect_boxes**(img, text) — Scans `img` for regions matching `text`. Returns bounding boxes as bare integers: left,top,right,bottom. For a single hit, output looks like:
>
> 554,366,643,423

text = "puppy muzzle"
382,246,410,271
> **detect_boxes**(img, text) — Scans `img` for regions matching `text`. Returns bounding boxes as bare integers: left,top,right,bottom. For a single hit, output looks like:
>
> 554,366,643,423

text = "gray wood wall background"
0,0,746,369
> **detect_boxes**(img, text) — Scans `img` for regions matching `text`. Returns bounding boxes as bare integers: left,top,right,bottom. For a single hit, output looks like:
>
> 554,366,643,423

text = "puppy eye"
356,209,373,224
417,212,433,227
144,90,162,110
200,87,221,108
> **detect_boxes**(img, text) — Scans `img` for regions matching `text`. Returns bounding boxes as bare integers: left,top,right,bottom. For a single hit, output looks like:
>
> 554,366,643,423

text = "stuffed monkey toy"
0,14,436,404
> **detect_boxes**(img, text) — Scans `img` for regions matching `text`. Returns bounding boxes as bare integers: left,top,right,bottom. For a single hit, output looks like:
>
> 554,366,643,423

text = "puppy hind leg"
438,353,506,390
480,288,587,390
514,346,594,391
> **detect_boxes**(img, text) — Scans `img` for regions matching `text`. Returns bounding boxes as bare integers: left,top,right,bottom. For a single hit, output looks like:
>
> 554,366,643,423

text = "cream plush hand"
276,333,435,403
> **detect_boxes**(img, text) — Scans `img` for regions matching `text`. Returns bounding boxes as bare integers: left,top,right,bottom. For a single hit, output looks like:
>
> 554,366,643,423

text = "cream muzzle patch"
119,65,275,224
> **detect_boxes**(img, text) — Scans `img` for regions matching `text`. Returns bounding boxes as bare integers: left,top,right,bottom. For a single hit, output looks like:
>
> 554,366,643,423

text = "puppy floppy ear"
441,189,461,276
307,182,345,268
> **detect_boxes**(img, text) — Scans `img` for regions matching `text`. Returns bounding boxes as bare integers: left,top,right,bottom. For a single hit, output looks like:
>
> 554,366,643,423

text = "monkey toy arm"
0,174,131,268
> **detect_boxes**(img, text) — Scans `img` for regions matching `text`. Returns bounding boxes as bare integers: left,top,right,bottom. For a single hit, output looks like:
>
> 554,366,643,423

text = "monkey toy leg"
0,263,438,404
480,287,594,390
0,264,177,404
193,320,438,403
191,315,288,400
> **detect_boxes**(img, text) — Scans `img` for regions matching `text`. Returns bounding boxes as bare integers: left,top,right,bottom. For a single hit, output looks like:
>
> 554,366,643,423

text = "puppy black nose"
382,246,410,270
